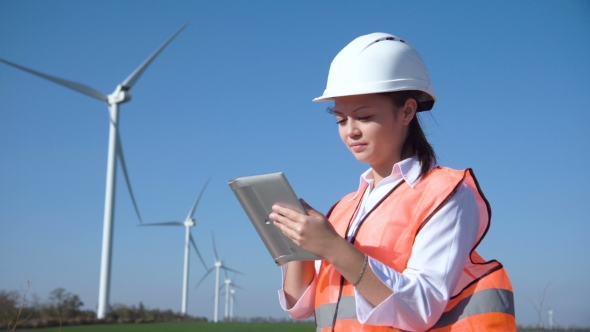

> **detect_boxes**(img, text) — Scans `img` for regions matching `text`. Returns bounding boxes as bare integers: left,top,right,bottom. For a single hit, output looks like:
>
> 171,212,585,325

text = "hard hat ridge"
360,35,407,53
313,32,436,111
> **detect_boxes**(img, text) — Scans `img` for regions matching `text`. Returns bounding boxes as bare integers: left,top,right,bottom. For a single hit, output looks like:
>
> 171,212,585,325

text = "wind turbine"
222,274,243,321
140,178,211,315
195,234,243,323
0,24,187,319
229,288,237,321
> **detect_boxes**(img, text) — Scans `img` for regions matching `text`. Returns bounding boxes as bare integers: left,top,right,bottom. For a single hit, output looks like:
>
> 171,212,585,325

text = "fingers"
269,208,297,228
300,198,324,218
299,198,314,211
270,200,328,238
271,204,305,222
273,220,301,244
299,198,310,208
270,209,303,245
270,200,334,257
269,205,304,237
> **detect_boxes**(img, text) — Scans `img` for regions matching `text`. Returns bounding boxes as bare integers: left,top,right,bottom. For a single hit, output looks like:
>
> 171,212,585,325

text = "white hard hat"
314,32,436,111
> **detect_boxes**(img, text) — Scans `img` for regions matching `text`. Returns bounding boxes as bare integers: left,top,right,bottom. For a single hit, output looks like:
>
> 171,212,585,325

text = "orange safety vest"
314,167,516,332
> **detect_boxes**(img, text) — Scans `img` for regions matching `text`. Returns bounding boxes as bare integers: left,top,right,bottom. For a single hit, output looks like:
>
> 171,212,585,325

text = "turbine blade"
194,267,214,290
190,232,209,270
212,233,219,261
121,24,187,89
232,284,243,290
116,134,142,223
0,58,107,101
139,221,183,226
223,267,228,280
186,177,211,221
221,266,243,275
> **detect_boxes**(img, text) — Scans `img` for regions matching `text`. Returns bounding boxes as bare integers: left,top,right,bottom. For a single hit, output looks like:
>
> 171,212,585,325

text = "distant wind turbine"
217,275,242,322
229,288,237,321
0,24,187,319
195,234,243,323
223,274,243,321
140,178,211,315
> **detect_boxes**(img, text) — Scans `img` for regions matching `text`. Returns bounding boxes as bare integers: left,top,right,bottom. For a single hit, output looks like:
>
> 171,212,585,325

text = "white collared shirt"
278,156,480,331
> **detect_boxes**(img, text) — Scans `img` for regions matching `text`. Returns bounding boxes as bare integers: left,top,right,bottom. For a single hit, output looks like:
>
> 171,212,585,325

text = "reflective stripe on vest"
315,288,514,330
431,288,515,329
315,296,356,329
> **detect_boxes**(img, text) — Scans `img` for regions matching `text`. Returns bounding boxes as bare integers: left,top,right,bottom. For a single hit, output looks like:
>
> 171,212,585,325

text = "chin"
352,155,371,164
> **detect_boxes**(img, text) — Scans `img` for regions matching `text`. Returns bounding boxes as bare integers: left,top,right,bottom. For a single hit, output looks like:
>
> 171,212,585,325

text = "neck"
370,159,399,187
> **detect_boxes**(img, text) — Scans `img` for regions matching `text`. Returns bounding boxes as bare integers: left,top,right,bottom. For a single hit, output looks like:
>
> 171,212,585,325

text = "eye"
357,116,371,121
336,118,347,125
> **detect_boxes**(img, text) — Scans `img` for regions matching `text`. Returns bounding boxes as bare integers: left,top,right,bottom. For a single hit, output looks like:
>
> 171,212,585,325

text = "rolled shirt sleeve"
277,262,319,320
354,183,480,331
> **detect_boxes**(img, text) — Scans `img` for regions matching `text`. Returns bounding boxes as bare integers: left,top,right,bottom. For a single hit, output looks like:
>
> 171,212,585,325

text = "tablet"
228,172,321,265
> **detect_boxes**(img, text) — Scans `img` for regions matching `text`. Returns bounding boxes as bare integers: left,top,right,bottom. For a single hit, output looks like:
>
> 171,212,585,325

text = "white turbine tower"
0,24,187,319
195,234,242,323
229,288,237,321
140,178,211,315
223,275,242,321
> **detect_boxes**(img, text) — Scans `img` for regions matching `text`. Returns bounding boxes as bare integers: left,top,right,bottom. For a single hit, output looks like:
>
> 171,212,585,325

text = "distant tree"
49,287,84,320
1,286,206,329
0,290,19,311
0,290,20,327
0,282,32,331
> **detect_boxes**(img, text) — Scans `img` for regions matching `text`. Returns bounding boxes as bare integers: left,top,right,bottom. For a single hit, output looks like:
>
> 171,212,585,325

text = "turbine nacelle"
184,218,195,228
107,84,132,105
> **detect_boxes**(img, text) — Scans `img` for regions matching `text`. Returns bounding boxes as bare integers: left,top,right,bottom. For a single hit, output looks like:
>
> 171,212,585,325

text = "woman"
269,33,516,331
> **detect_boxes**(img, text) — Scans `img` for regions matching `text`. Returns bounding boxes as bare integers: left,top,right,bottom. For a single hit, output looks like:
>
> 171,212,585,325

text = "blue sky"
1,0,589,327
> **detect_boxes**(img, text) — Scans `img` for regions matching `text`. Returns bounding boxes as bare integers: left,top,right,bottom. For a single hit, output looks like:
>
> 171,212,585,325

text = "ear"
401,98,417,126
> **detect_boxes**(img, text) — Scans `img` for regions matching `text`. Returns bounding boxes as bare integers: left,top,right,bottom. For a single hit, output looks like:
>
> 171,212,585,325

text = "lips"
349,142,367,152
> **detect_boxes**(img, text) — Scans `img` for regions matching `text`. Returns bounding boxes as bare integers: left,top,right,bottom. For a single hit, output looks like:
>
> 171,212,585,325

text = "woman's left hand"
270,199,341,259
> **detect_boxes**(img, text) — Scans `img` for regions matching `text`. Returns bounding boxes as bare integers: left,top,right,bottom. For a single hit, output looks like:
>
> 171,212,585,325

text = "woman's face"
333,94,414,173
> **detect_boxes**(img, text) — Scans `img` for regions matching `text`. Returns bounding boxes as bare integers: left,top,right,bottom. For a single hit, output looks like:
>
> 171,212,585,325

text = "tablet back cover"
228,172,320,265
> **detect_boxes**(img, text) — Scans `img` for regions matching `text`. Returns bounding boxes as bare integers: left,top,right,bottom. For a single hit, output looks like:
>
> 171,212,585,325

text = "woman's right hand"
270,199,341,260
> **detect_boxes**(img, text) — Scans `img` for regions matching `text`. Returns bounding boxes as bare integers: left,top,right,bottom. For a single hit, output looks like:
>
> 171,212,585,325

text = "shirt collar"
349,156,434,201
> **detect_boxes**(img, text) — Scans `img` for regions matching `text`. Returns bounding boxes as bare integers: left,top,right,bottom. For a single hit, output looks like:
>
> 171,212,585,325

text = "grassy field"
13,322,589,332
13,322,316,332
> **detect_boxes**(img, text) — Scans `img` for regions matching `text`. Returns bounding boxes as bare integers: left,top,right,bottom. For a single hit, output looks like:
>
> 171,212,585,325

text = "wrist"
353,254,368,286
322,236,356,265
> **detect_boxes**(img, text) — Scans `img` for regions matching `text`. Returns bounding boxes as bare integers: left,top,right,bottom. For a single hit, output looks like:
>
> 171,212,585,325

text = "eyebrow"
332,106,371,115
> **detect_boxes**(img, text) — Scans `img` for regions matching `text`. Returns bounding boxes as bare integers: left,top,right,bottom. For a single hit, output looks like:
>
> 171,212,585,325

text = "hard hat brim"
313,89,436,112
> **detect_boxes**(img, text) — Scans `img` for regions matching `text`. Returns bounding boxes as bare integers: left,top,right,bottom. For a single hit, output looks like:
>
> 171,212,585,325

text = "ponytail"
385,91,436,179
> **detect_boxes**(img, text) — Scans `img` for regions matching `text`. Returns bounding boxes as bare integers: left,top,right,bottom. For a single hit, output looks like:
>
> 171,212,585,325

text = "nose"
344,119,361,137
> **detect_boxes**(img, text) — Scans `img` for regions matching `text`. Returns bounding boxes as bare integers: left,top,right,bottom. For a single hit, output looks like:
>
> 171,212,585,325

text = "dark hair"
385,90,436,179
326,91,436,180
